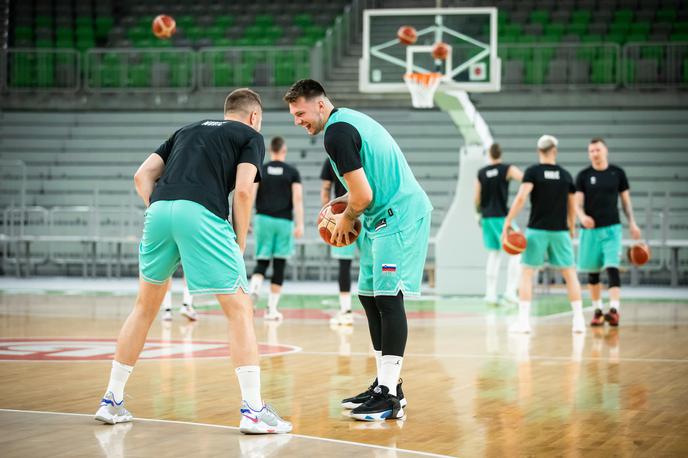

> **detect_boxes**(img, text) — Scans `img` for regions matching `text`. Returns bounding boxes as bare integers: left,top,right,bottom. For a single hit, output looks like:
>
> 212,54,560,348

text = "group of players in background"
92,78,641,435
476,134,641,333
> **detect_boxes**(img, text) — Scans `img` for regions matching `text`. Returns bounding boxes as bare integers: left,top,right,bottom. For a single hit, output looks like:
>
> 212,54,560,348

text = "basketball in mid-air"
397,25,417,45
431,41,450,60
627,242,650,266
318,202,362,247
503,230,527,255
152,14,176,39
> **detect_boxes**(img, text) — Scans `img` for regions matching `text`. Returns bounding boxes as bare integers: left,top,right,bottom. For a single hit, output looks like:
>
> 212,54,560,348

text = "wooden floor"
1,293,688,457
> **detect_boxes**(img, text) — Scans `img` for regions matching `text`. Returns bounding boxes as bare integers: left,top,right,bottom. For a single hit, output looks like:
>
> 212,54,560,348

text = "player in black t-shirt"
474,143,523,305
248,136,304,321
575,137,641,327
321,159,358,326
94,89,291,434
503,135,585,334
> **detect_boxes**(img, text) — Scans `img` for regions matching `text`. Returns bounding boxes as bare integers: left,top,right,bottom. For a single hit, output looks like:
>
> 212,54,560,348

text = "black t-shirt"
150,120,264,221
575,164,629,228
523,163,575,231
477,163,511,217
320,159,347,198
323,113,363,176
255,160,301,220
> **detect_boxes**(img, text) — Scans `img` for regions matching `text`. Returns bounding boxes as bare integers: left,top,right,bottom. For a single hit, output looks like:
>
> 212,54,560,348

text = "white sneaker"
162,309,173,321
94,392,133,425
502,293,519,305
572,314,586,334
509,320,532,334
180,304,198,321
330,310,353,326
264,310,283,321
483,295,499,304
239,401,292,434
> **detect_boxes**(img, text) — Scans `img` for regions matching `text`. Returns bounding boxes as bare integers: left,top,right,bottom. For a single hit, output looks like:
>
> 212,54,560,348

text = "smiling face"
288,96,329,136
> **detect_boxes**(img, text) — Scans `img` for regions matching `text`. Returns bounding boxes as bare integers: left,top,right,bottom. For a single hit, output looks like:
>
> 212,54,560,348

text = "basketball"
628,242,651,266
152,14,176,39
317,202,362,247
431,41,450,60
397,25,417,45
503,230,527,255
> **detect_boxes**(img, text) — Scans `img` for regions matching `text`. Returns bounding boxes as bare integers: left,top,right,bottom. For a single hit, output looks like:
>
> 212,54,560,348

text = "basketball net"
403,72,443,109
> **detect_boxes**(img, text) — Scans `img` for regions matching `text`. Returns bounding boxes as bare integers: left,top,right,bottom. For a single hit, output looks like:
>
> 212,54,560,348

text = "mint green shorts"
482,217,505,251
577,224,622,272
139,200,248,295
522,228,575,269
358,213,431,297
254,213,294,260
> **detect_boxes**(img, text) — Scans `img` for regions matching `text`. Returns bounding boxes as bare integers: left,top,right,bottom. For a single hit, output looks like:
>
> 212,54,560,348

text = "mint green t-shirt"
323,108,433,238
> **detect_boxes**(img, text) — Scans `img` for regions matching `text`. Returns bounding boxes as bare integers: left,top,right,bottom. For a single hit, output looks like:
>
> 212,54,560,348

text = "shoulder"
477,165,488,174
576,165,592,178
559,165,574,179
609,164,626,174
524,164,540,174
325,121,360,139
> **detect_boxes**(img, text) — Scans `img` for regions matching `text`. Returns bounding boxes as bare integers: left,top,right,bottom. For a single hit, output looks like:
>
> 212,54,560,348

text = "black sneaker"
341,378,407,409
350,385,404,421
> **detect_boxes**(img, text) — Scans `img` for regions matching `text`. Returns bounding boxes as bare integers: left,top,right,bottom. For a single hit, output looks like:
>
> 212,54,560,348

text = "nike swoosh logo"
242,414,260,423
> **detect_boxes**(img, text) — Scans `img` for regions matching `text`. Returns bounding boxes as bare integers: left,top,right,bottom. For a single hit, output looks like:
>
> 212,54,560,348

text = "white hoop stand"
404,72,444,109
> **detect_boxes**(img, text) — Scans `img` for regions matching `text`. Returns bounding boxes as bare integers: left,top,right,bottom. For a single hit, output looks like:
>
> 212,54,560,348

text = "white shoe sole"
350,406,405,422
180,311,198,321
239,419,292,434
94,409,132,425
342,397,407,410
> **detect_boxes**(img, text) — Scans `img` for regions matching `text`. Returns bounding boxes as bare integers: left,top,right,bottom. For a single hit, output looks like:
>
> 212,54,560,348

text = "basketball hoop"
403,72,443,109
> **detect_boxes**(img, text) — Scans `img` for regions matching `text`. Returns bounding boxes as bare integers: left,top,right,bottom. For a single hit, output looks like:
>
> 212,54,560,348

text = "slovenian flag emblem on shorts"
382,264,397,273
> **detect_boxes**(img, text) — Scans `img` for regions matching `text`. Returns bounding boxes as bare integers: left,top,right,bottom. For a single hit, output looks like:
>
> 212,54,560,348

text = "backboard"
360,7,500,93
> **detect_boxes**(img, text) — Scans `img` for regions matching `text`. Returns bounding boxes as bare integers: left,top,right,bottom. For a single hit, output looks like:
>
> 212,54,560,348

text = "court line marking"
0,408,456,458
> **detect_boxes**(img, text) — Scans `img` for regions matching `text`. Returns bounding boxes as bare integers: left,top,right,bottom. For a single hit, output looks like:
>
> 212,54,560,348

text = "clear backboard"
360,8,500,93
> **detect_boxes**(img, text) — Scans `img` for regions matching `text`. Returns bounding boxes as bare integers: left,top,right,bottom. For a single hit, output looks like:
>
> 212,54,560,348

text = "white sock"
339,292,352,313
592,299,602,310
610,300,620,312
162,291,172,310
505,254,521,297
485,250,501,299
182,287,193,306
268,292,280,315
518,301,531,322
379,355,403,396
249,274,264,297
235,365,262,410
374,350,382,381
571,300,583,318
106,360,133,402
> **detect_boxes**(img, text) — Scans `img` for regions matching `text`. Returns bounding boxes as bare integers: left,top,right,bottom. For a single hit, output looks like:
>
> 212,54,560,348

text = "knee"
272,258,286,286
588,272,601,285
606,267,621,288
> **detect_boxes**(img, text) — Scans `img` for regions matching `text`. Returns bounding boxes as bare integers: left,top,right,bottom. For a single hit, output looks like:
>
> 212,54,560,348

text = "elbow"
235,187,252,200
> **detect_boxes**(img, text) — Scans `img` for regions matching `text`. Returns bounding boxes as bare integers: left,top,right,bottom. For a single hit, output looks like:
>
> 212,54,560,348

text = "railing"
4,48,80,92
623,41,688,89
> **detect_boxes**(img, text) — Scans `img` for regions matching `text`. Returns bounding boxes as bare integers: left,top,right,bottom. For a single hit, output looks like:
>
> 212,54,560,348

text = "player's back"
523,163,574,231
255,160,300,220
477,163,510,217
151,120,265,220
324,108,432,236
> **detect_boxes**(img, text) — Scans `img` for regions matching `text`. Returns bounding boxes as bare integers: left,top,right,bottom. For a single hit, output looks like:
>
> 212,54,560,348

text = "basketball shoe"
509,319,532,334
605,307,620,327
239,401,292,434
350,385,405,421
572,313,586,334
330,310,353,326
180,303,198,321
264,310,283,321
590,308,605,327
341,378,406,409
94,392,133,425
162,308,173,321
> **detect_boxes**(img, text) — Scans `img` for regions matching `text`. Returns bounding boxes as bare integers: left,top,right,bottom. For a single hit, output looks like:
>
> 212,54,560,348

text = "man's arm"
134,153,165,207
473,179,481,213
507,165,524,182
233,163,258,253
568,193,577,239
292,182,304,239
575,191,595,228
330,168,372,246
620,190,642,239
502,182,533,239
320,180,332,207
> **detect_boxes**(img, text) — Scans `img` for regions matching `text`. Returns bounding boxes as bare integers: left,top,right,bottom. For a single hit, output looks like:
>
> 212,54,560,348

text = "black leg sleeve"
253,259,269,276
359,295,382,351
338,259,352,293
375,292,408,357
271,258,286,286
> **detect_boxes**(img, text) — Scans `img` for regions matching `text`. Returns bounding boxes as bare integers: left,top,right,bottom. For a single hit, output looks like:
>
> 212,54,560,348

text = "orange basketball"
397,25,417,45
503,230,527,255
431,41,450,60
152,14,176,39
627,242,650,266
317,202,362,247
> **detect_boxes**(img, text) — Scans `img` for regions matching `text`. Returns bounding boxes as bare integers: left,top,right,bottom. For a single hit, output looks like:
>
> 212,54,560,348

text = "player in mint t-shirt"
285,80,432,421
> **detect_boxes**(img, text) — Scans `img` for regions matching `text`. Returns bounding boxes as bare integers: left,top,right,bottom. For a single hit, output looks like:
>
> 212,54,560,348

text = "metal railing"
623,41,688,89
4,48,80,92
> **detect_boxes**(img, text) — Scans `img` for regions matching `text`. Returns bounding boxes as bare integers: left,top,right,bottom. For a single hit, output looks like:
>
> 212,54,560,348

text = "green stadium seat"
35,39,53,48
133,38,155,48
294,35,318,46
630,22,651,35
275,61,297,85
185,26,204,41
530,10,549,25
75,16,93,27
567,23,587,36
591,58,616,84
11,53,34,87
503,24,522,36
625,33,647,43
35,53,55,87
641,46,664,60
582,34,603,43
14,26,33,41
176,15,195,29
577,46,597,61
254,15,273,26
525,60,545,84
674,22,688,33
214,38,233,47
56,38,73,48
609,23,630,35
294,14,312,27
129,63,151,87
656,9,677,23
497,11,508,26
613,10,634,24
606,33,627,45
215,15,233,29
570,10,591,25
671,33,688,41
36,16,53,28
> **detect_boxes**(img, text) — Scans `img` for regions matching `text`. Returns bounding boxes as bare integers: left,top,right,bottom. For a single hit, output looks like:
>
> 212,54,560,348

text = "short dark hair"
283,79,327,103
489,143,502,159
270,136,285,153
224,88,262,115
589,137,607,146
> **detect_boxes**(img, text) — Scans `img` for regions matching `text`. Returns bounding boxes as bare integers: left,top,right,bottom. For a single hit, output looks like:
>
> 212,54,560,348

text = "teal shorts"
358,213,431,297
330,227,364,260
482,217,505,251
139,200,249,295
254,213,294,260
577,224,622,272
522,228,575,269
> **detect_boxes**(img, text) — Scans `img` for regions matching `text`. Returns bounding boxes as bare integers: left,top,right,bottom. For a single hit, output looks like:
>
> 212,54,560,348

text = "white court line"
0,408,456,458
